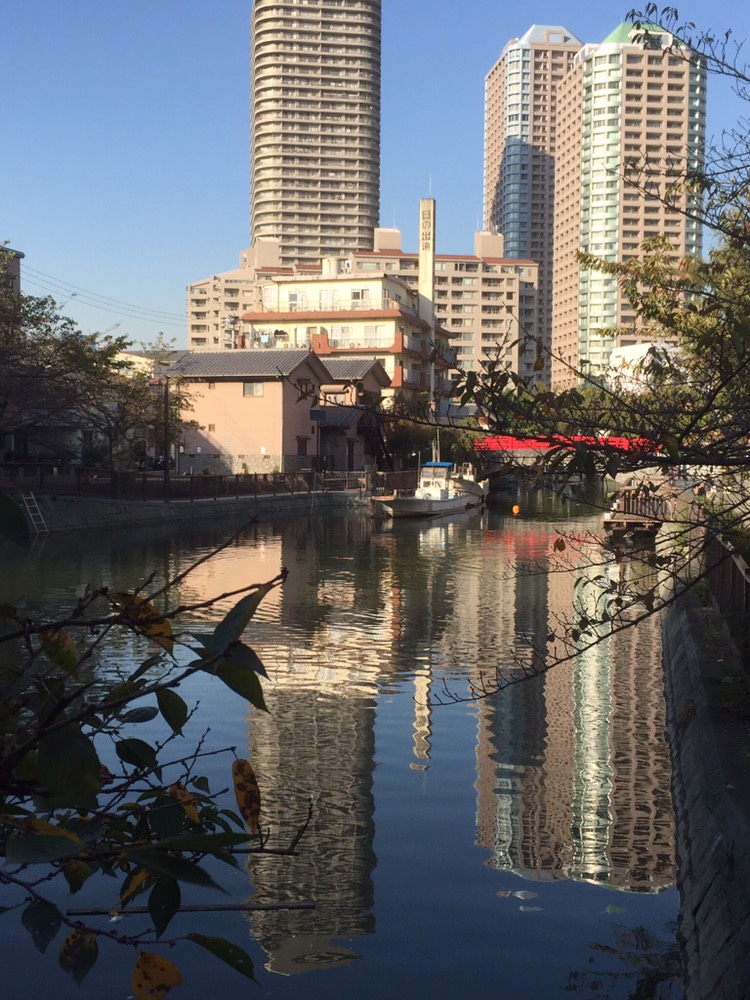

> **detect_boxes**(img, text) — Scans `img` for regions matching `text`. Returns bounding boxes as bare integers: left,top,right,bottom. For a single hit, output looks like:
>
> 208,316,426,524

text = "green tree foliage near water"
0,251,189,468
0,524,304,996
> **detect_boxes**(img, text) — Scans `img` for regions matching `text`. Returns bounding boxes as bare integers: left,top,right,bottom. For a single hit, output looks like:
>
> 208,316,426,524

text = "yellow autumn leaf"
232,759,261,834
132,952,183,1000
168,782,200,824
40,627,79,673
120,866,150,907
59,930,98,985
26,817,81,844
115,593,174,654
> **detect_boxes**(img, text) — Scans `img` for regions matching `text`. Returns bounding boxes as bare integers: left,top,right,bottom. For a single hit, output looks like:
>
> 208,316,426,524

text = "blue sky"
4,1,748,346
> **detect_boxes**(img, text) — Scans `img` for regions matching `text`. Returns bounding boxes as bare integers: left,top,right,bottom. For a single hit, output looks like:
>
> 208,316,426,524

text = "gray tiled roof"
160,349,318,379
323,358,385,381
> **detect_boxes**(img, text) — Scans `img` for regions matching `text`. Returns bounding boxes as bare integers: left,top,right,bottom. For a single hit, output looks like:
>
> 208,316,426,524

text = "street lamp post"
162,375,170,502
150,373,170,502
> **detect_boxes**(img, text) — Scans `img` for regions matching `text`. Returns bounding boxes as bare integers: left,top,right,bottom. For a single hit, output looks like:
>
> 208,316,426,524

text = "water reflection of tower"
474,526,675,891
245,687,376,974
237,515,378,974
373,518,470,767
474,526,553,872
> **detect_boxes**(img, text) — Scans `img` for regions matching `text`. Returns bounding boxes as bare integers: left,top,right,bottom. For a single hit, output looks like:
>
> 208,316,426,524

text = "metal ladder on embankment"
21,492,49,534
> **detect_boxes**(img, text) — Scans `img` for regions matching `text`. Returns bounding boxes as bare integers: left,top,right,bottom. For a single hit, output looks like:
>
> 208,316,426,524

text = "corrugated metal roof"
160,349,319,379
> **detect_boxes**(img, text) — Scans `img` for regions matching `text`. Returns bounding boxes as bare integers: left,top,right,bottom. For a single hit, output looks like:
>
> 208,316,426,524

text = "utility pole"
163,375,170,501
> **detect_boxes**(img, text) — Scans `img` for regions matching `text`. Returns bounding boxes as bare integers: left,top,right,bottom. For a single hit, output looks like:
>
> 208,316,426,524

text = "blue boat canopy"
422,461,453,468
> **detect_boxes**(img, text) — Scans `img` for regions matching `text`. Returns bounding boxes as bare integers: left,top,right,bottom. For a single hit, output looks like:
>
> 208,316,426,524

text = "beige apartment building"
551,22,706,387
239,268,455,402
187,240,309,351
250,0,381,266
187,227,540,382
349,228,540,379
484,25,583,350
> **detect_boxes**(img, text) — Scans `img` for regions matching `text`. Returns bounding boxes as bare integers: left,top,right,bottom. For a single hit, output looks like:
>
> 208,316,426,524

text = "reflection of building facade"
471,527,674,891
246,688,376,974
179,503,673,983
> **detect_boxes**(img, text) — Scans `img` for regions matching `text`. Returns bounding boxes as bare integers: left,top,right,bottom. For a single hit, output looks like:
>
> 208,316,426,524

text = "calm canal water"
2,497,682,999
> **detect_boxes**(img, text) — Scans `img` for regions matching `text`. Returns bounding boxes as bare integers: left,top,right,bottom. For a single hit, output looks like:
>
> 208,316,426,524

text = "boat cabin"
417,461,455,500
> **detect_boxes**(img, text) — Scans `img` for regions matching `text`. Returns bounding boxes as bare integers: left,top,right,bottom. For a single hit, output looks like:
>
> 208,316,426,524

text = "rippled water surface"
1,500,683,999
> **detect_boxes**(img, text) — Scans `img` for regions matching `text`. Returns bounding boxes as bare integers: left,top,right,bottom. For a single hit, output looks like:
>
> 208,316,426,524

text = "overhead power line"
20,266,187,328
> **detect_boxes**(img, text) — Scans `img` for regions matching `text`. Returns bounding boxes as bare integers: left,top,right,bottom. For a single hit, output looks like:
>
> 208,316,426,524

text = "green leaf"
128,654,164,684
0,493,30,550
226,641,268,678
187,933,257,982
214,657,268,712
208,582,276,654
38,726,102,810
661,434,680,461
6,833,83,864
63,860,94,894
147,793,190,840
149,876,181,939
29,676,66,723
121,706,160,724
116,738,158,771
127,850,226,893
22,899,62,953
59,930,98,985
156,688,188,735
155,831,255,852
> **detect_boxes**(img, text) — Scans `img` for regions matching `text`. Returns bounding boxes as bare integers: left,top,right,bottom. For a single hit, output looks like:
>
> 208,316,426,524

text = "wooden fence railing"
0,464,419,504
706,532,750,671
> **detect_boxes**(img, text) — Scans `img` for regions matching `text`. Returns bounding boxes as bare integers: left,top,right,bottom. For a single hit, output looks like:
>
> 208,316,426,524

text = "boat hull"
376,493,476,519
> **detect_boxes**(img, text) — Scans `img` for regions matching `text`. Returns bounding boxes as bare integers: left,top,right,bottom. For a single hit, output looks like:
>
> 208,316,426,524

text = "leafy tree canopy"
0,251,189,468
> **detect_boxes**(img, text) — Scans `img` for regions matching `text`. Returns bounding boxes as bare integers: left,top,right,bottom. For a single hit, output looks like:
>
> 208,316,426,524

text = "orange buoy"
512,504,520,516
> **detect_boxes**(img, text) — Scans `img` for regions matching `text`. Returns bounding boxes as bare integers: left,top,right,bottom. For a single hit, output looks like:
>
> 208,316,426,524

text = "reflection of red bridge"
475,434,657,460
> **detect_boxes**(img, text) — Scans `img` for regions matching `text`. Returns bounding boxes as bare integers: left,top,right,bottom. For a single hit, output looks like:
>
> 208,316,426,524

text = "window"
297,437,308,457
243,382,264,397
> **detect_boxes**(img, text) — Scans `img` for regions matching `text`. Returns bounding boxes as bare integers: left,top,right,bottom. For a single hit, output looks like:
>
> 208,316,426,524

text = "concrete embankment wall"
25,491,369,533
661,591,750,1000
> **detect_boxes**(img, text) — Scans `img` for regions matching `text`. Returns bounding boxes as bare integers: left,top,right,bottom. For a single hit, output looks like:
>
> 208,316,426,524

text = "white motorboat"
374,461,488,519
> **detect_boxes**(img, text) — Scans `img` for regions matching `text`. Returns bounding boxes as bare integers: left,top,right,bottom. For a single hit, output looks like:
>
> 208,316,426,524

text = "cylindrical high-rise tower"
250,0,382,266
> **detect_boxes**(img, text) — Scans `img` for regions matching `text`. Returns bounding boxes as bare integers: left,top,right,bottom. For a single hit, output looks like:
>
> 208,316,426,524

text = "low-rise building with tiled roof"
160,349,389,475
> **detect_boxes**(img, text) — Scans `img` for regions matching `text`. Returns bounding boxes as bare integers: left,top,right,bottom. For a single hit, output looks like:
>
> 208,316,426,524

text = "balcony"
255,295,417,317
